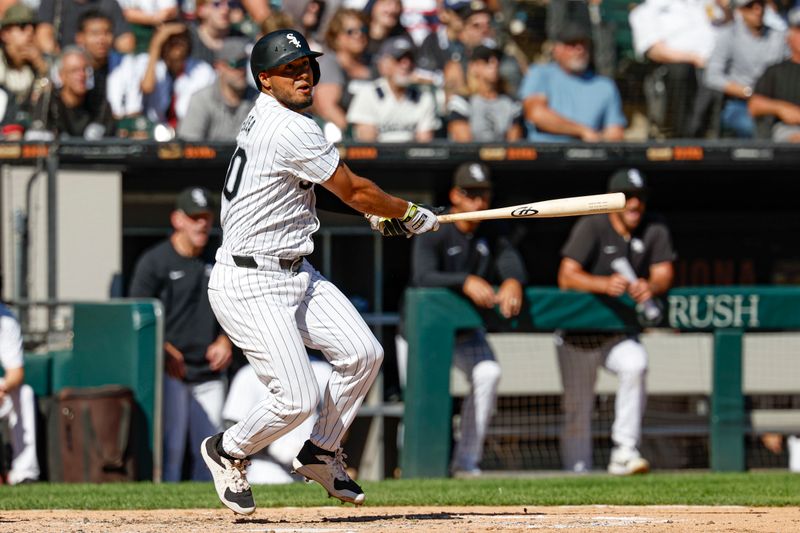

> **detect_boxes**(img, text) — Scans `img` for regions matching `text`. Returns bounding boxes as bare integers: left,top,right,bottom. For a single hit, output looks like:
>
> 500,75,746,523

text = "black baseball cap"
556,21,591,44
450,0,491,20
607,168,648,198
453,162,492,189
176,187,215,215
470,44,502,62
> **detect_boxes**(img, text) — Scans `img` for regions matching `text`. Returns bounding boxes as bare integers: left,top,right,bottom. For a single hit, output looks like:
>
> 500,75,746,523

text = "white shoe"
567,460,590,474
608,447,650,476
200,433,256,515
292,440,365,505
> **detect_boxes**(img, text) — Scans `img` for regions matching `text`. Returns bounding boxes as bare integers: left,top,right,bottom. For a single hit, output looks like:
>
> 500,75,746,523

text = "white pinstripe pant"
208,256,383,458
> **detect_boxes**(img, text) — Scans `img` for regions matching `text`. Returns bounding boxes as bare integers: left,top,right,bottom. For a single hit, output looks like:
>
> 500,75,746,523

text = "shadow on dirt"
234,510,543,525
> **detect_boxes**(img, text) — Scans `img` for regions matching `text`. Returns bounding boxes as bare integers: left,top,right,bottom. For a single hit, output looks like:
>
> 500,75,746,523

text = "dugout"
1,139,800,479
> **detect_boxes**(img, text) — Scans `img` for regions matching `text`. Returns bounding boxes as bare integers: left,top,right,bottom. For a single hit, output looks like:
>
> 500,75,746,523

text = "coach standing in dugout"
401,162,528,476
129,187,232,482
555,168,675,476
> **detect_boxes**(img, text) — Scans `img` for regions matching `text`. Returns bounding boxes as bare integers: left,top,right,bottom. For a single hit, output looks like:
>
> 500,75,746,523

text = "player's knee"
356,340,384,371
618,358,648,383
285,394,319,421
473,360,502,388
18,383,34,402
276,384,319,420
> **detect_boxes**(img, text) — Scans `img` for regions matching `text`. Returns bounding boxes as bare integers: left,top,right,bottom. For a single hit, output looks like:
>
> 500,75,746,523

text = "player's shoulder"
641,212,672,234
0,303,17,322
136,239,174,268
575,213,608,232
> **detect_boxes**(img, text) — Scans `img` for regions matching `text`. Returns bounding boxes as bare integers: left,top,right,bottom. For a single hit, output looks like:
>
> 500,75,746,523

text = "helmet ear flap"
310,57,321,86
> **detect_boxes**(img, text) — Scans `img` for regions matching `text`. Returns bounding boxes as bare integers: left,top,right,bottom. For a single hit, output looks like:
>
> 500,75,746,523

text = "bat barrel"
437,192,626,223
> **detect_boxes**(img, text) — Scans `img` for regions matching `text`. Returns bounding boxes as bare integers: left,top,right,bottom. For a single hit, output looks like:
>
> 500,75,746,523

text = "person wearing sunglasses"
347,35,439,142
398,161,527,477
30,45,116,138
0,4,47,110
312,7,371,141
178,37,255,140
518,21,626,142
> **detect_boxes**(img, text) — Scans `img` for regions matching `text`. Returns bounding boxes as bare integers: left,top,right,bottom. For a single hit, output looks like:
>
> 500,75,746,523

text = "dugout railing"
401,286,800,478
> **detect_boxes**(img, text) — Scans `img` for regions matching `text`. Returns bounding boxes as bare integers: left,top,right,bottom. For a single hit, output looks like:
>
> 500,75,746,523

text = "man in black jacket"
129,187,232,482
399,162,528,476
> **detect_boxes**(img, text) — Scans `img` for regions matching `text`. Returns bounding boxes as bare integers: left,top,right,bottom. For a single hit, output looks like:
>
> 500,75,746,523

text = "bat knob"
636,299,664,327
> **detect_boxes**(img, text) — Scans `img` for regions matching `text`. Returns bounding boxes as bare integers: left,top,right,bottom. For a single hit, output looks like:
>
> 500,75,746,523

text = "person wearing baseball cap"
178,37,255,142
347,36,440,142
129,185,232,483
0,3,47,107
517,19,626,142
555,167,675,475
607,167,649,200
396,161,527,477
748,6,800,142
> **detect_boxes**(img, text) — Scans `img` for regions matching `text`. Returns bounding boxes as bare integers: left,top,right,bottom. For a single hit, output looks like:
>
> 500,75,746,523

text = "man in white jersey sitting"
200,28,441,515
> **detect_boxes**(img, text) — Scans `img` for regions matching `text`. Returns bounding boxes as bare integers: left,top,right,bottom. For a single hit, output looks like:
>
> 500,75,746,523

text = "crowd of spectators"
2,0,800,143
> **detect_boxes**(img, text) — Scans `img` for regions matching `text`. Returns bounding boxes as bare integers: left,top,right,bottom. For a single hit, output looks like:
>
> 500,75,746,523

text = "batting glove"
401,202,441,235
365,213,411,237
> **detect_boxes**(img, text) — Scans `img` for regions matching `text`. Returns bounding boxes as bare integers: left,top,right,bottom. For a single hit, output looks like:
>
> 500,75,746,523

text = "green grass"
1,472,799,509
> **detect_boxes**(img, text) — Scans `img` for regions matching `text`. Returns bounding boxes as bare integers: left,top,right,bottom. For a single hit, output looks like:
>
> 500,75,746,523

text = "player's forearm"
648,262,674,296
558,263,609,295
1,366,24,391
343,176,408,217
646,42,703,66
530,105,588,139
325,164,409,217
749,95,800,122
123,9,161,25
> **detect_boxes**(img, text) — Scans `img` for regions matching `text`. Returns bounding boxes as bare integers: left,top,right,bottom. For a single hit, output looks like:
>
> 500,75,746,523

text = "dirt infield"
1,505,798,532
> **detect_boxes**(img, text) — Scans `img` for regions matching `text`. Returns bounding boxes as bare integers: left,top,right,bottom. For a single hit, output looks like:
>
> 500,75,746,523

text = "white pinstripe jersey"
219,93,340,258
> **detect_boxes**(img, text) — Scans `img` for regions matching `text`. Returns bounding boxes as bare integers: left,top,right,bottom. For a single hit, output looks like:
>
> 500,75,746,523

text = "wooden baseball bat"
437,192,627,223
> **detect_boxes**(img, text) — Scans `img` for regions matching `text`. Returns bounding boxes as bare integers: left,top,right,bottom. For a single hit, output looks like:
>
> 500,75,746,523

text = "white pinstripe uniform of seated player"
199,29,440,516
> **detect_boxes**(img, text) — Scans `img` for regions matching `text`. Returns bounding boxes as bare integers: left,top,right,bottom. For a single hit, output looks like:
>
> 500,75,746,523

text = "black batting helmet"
250,30,323,88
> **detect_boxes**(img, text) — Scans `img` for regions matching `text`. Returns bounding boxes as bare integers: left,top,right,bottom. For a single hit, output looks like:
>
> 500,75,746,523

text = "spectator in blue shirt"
518,22,626,142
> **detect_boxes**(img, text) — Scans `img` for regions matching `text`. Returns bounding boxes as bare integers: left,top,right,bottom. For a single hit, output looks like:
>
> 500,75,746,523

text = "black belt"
232,255,304,272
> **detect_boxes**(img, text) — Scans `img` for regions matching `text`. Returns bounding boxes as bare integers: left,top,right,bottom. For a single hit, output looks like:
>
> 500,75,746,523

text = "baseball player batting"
200,29,440,516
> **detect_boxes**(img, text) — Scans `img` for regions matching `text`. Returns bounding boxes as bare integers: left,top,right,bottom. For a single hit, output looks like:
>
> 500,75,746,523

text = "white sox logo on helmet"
287,34,302,48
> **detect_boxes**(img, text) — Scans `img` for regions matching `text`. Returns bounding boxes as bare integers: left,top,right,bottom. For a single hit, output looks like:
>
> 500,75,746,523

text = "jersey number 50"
224,147,247,200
